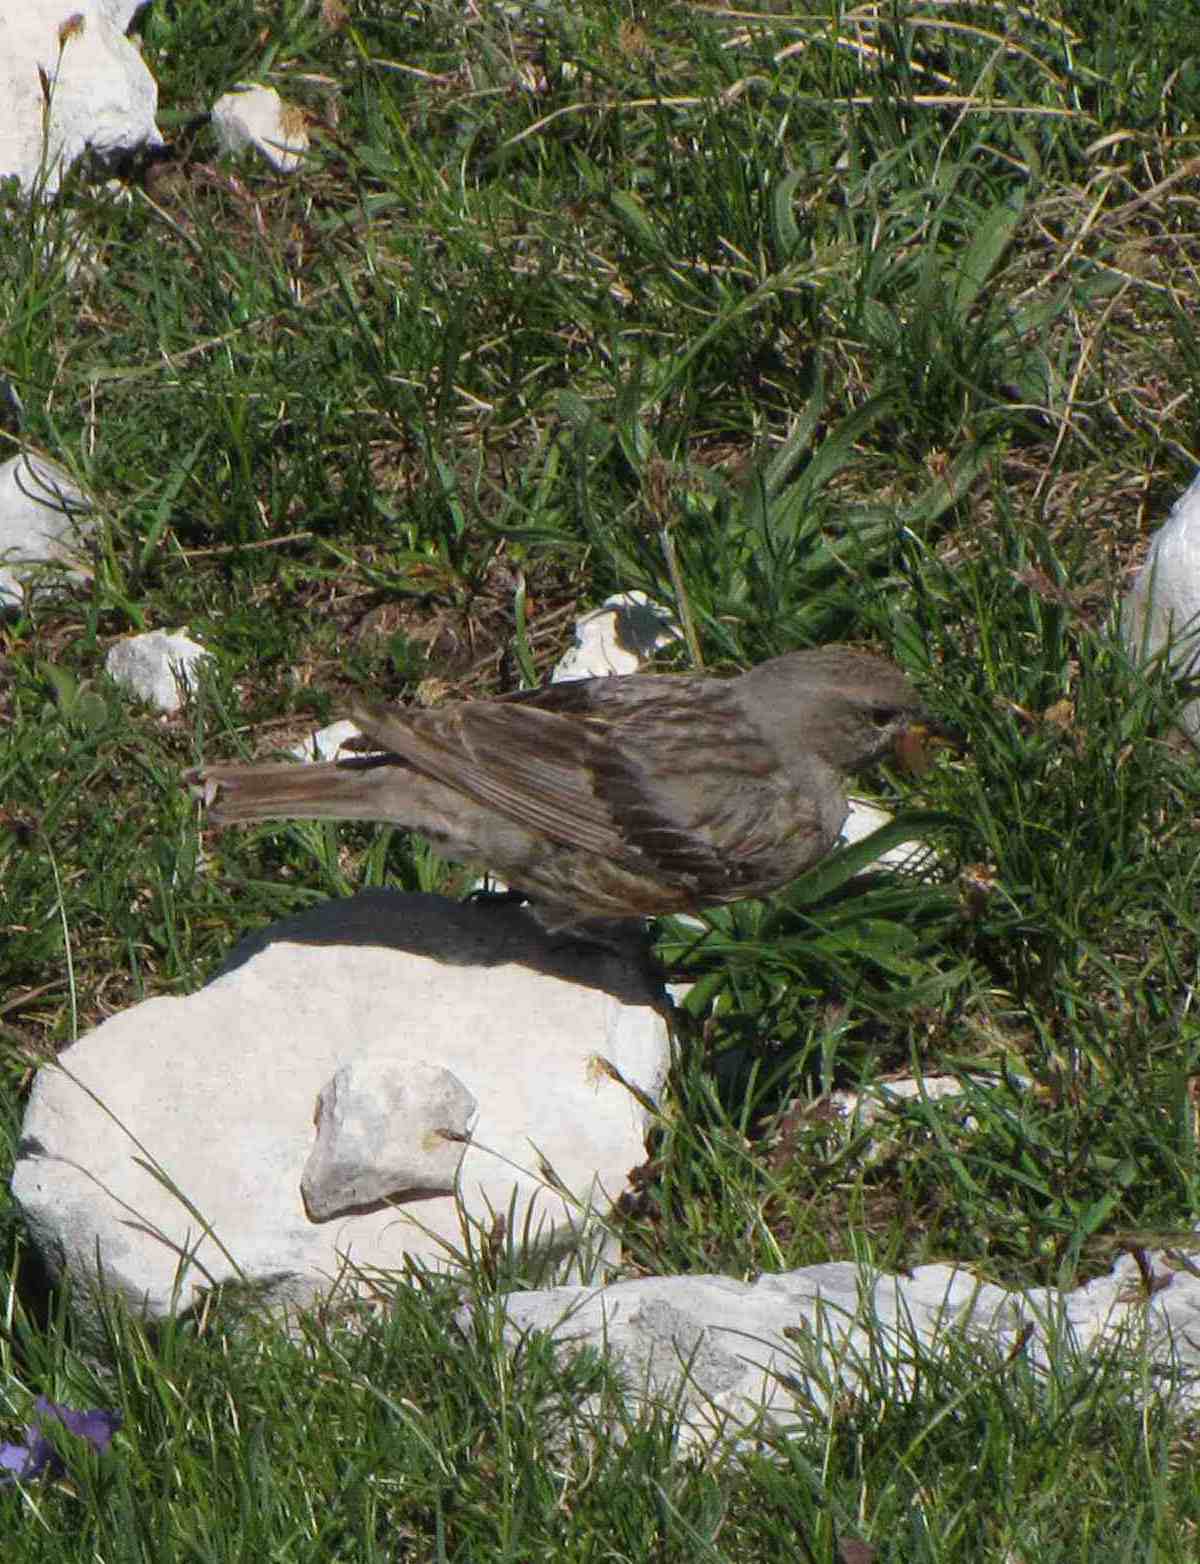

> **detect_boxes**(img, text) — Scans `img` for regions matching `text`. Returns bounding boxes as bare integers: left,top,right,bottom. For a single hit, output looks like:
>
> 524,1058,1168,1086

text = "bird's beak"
893,717,961,776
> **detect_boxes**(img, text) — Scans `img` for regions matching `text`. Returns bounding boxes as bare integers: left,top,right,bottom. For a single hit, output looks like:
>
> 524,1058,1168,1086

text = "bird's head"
742,647,929,774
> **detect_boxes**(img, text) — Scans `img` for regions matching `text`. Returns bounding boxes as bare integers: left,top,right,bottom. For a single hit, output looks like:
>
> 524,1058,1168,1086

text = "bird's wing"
353,675,824,893
588,686,831,890
351,686,640,863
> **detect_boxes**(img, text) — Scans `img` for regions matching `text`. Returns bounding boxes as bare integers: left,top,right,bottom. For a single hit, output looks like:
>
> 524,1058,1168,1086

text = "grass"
3,0,1200,1554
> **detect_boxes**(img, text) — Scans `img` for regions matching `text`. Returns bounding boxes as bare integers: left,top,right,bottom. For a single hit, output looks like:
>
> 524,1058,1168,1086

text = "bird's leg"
466,886,530,909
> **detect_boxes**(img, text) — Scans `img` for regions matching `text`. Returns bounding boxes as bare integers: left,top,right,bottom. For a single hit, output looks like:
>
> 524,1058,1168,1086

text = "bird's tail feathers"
185,758,397,826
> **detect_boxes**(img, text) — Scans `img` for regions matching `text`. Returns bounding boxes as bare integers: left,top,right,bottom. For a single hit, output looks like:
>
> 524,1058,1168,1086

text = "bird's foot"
466,887,530,910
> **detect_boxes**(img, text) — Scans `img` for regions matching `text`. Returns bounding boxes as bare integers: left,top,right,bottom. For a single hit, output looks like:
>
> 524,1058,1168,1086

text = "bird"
185,645,924,931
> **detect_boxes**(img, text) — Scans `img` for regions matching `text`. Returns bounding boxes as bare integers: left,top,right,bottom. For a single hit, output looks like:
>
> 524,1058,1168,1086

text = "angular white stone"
288,719,362,762
0,453,94,607
211,84,308,174
478,1251,1200,1448
553,592,681,682
842,798,931,872
302,1057,478,1219
0,0,162,197
104,629,211,713
12,892,669,1328
1123,470,1200,740
819,1070,1029,1164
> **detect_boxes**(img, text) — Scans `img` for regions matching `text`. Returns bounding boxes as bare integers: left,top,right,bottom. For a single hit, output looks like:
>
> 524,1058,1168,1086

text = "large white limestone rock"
476,1251,1200,1449
12,892,669,1330
0,453,95,607
0,0,162,197
1123,469,1200,741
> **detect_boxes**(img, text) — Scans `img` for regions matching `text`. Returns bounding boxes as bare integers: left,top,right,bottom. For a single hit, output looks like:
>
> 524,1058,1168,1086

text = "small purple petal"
0,1399,122,1484
0,1440,31,1476
33,1398,121,1454
0,1429,55,1484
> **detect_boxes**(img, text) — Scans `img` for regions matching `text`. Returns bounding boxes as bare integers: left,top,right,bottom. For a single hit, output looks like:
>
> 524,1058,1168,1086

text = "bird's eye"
869,705,901,726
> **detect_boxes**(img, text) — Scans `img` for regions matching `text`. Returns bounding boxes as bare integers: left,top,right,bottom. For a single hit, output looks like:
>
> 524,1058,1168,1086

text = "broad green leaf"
951,192,1026,321
768,168,807,264
608,189,665,255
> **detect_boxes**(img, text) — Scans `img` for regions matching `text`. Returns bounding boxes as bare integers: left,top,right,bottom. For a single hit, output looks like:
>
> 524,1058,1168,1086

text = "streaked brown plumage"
186,646,923,929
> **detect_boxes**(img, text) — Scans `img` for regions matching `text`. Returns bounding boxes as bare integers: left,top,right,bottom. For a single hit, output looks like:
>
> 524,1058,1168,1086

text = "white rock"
553,592,681,682
842,798,932,873
211,85,308,174
1123,469,1200,741
302,1058,478,1219
102,2,145,28
0,0,161,197
820,1071,1028,1163
476,1251,1200,1449
829,1072,985,1128
0,453,95,607
288,719,362,762
12,892,669,1330
104,629,211,713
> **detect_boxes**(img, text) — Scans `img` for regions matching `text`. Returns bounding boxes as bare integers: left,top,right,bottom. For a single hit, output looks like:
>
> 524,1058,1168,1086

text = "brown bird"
186,646,923,930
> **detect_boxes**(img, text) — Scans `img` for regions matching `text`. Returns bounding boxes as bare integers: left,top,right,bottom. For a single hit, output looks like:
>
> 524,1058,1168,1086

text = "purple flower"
0,1398,121,1485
